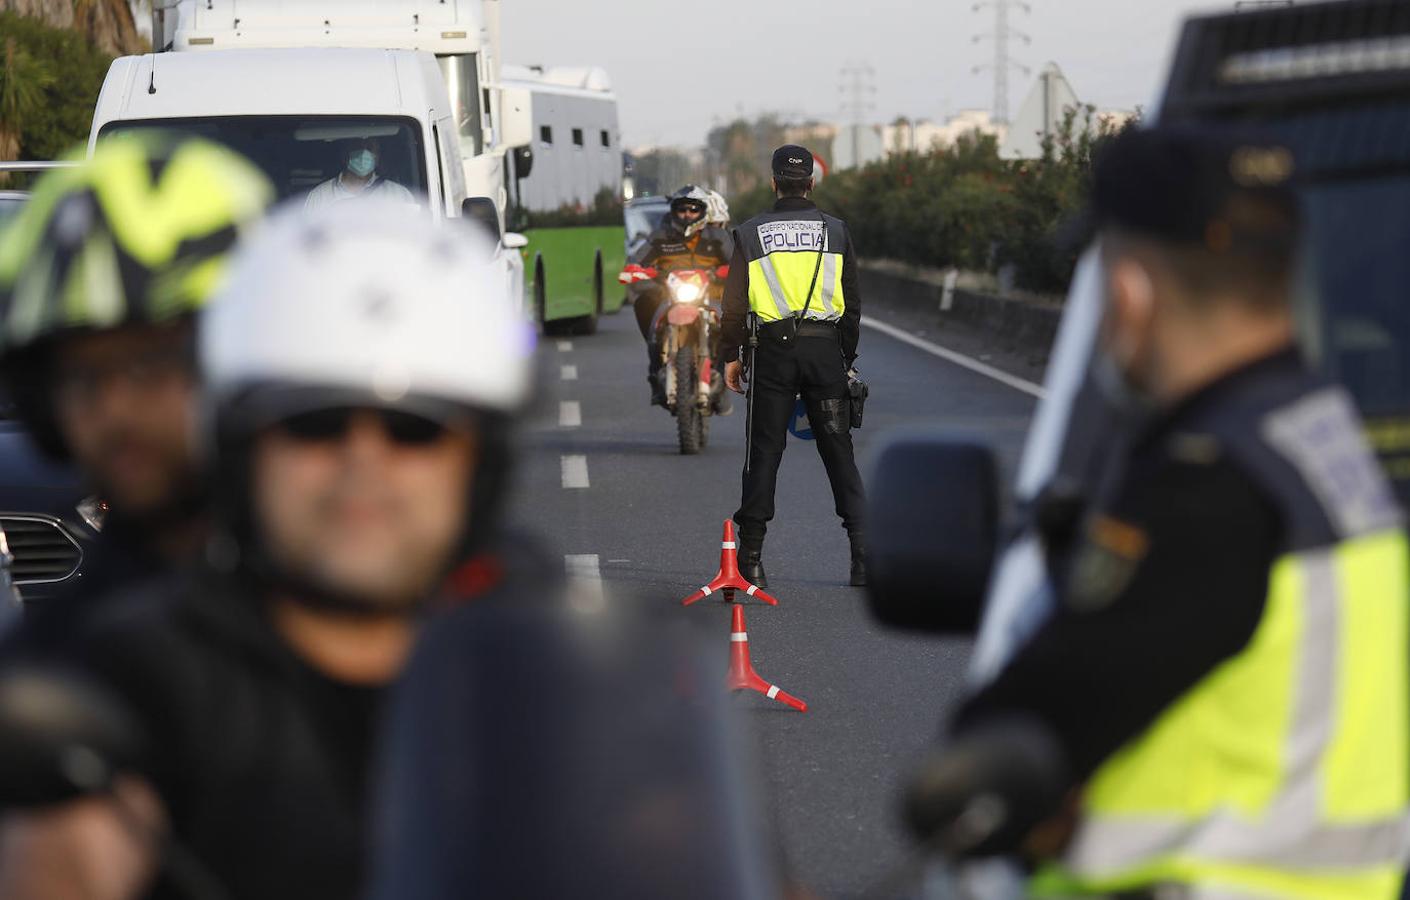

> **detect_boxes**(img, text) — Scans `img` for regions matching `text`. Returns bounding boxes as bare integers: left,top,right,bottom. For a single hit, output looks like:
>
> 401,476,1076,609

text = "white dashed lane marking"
564,553,605,611
559,401,582,428
561,455,590,489
561,365,578,381
557,340,574,352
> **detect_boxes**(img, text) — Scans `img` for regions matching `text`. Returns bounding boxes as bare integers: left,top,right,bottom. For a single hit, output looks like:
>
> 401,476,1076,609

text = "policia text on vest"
720,145,866,588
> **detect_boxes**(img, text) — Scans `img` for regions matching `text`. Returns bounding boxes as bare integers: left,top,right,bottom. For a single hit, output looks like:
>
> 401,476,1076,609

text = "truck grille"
0,516,82,584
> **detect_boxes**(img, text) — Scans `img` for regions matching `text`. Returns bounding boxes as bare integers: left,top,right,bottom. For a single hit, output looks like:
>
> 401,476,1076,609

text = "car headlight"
76,496,107,532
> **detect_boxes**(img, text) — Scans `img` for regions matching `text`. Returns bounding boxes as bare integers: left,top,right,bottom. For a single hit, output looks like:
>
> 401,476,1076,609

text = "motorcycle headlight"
675,283,704,304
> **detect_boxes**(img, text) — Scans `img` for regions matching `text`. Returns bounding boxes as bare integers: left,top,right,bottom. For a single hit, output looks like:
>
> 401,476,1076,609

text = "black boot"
849,532,867,587
647,344,666,407
739,534,767,589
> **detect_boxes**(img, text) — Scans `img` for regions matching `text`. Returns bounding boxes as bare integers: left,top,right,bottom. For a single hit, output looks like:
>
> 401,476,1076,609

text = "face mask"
347,149,377,178
1091,350,1155,422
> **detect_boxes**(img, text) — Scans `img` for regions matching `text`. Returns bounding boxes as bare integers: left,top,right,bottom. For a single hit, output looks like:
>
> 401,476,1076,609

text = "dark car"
0,189,92,603
0,191,27,227
0,423,92,604
624,196,669,261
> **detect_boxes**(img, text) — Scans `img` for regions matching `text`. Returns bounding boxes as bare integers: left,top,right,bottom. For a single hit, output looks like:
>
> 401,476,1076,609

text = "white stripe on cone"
731,633,748,642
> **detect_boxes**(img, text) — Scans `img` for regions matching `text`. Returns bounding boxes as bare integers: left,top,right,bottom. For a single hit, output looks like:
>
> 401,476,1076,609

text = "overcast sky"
501,0,1232,150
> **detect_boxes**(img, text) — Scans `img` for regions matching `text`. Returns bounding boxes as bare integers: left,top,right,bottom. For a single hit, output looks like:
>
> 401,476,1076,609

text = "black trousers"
735,329,865,542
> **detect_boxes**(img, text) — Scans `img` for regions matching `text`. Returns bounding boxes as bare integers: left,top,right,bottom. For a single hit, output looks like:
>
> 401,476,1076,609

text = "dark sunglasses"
275,407,453,447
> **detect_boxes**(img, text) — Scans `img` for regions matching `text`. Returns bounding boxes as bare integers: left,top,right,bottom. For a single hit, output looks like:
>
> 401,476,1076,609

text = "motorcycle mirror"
369,600,780,900
0,667,144,808
904,715,1068,858
865,429,1000,634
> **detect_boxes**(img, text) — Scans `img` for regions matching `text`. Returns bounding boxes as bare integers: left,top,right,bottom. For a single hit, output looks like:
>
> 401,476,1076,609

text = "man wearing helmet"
629,184,733,408
0,136,273,642
0,202,539,900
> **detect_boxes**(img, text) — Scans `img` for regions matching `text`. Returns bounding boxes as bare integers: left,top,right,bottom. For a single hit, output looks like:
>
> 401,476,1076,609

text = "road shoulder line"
861,315,1046,399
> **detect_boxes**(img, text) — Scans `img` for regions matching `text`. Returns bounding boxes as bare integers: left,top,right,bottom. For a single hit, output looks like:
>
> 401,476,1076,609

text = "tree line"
729,108,1134,296
0,1,145,164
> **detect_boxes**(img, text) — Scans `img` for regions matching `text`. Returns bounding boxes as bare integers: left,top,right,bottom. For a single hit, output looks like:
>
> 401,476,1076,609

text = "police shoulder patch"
1066,515,1150,613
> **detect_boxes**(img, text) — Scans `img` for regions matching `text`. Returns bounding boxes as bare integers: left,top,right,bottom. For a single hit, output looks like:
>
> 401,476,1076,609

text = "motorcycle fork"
696,321,713,412
662,326,679,408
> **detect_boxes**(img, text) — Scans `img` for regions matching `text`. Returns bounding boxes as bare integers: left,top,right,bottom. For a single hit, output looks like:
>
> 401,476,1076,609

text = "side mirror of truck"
512,145,535,181
865,430,1000,634
462,197,503,246
499,86,534,151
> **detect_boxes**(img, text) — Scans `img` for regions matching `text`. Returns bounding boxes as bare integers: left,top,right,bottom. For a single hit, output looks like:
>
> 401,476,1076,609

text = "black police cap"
1090,126,1299,254
772,145,815,180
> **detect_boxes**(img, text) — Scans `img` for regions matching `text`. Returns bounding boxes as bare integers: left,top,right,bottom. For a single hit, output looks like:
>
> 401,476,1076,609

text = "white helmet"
704,190,730,228
202,200,535,426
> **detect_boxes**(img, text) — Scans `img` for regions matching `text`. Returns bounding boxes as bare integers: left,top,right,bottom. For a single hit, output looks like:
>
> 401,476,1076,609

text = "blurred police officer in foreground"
0,202,539,900
721,146,866,588
915,128,1409,899
0,137,271,639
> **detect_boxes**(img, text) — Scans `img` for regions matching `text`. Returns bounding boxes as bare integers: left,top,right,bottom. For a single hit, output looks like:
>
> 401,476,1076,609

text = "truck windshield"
98,116,429,206
1276,99,1410,501
437,54,483,156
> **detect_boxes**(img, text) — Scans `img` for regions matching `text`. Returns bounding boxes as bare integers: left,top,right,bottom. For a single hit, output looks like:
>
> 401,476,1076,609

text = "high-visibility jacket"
734,210,849,323
1034,380,1410,900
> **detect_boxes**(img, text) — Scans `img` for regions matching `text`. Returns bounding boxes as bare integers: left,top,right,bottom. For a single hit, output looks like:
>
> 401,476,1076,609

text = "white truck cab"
89,47,468,219
147,0,533,220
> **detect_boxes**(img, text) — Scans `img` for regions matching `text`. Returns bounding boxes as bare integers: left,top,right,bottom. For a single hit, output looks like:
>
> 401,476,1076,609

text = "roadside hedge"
729,108,1133,296
0,11,113,163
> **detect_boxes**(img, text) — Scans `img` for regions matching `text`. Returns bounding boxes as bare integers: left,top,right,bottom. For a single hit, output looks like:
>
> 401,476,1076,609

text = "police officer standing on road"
721,145,866,588
911,128,1410,899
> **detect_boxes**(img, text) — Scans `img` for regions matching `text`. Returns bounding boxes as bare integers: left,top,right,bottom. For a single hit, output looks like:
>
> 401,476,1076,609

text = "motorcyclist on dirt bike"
625,185,733,410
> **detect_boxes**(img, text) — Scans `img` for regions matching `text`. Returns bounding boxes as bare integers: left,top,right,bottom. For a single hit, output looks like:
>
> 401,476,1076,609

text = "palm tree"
0,35,54,161
71,0,144,56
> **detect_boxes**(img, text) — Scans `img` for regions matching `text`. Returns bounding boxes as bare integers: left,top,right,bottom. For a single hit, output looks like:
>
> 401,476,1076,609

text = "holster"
847,370,869,429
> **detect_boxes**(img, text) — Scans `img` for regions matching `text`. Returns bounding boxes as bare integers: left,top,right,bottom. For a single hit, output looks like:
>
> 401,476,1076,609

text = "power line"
972,0,1031,126
838,62,876,169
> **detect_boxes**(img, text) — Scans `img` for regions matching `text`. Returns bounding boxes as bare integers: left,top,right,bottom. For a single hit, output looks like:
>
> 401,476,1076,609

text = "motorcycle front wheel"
674,345,708,455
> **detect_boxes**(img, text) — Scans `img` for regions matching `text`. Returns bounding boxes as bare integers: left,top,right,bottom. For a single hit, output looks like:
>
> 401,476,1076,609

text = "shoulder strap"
795,212,826,324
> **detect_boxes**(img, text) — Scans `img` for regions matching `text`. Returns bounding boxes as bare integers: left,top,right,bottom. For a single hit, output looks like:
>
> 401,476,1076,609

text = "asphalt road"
511,307,1038,899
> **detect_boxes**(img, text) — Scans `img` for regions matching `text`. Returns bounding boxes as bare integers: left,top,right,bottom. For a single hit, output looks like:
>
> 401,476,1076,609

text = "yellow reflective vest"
735,209,849,323
1034,383,1410,900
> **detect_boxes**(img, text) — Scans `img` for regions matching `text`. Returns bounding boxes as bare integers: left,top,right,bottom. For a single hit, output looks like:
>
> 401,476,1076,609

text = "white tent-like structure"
1000,62,1082,161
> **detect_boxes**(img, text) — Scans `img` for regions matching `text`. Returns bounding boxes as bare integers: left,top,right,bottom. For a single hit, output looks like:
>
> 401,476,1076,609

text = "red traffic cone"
726,605,806,712
680,520,779,607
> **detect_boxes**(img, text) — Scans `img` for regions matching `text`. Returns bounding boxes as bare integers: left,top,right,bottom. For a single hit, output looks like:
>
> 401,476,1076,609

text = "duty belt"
759,318,838,340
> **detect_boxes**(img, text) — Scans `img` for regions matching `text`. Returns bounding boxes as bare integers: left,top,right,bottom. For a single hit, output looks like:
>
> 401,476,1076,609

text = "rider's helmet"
703,189,730,229
669,184,712,239
201,200,536,577
0,136,273,462
0,135,273,459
